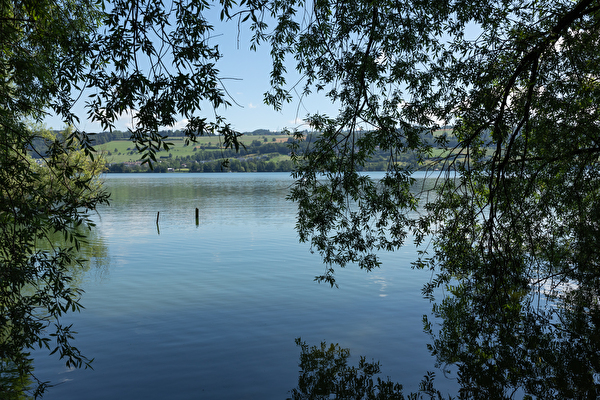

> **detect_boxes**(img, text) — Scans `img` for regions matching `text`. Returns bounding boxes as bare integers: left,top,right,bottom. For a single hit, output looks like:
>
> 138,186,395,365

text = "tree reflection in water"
0,357,35,400
423,274,600,399
288,338,407,400
287,338,450,400
290,278,600,399
1,227,109,398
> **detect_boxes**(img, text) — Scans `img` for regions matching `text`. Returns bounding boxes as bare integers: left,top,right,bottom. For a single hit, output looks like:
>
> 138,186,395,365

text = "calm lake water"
32,172,457,399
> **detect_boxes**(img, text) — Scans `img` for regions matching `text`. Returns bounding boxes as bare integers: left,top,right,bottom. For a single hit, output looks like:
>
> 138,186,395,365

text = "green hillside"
96,128,476,172
97,134,292,164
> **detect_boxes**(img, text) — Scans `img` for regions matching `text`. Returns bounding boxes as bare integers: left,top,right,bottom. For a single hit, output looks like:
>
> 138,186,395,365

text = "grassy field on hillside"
96,134,292,164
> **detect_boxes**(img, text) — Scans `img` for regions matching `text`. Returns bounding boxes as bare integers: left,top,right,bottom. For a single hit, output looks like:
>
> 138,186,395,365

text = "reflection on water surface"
25,172,597,399
29,172,448,399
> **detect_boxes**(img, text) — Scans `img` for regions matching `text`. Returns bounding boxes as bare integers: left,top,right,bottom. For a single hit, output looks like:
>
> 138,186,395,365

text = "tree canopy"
2,0,600,397
1,0,108,394
265,0,600,397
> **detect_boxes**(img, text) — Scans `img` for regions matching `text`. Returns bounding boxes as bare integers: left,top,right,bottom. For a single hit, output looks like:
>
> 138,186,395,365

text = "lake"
31,172,457,399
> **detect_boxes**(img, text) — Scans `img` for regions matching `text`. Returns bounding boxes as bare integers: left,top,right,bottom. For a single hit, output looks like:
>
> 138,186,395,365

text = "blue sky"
42,5,484,135
204,21,337,133
45,11,338,134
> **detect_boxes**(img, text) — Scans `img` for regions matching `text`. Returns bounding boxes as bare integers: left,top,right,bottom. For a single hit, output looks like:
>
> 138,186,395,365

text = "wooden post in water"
195,208,199,226
156,211,160,235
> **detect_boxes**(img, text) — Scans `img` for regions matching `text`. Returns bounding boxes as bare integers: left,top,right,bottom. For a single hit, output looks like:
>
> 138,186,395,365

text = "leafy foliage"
86,0,252,164
1,0,106,393
0,124,108,395
256,0,600,284
255,0,600,397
